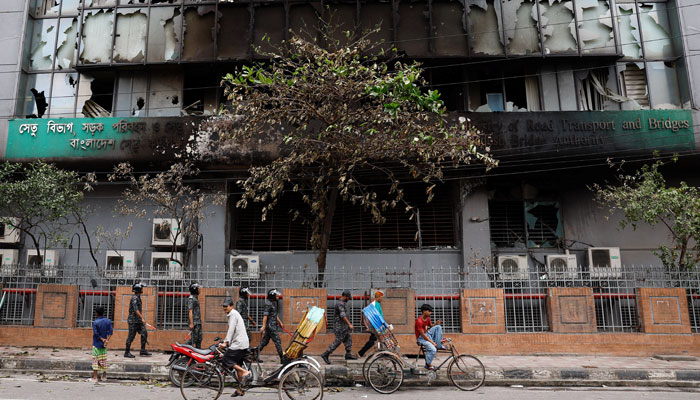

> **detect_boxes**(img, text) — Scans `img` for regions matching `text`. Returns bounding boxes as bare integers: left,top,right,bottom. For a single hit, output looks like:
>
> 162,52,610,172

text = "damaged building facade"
0,1,700,346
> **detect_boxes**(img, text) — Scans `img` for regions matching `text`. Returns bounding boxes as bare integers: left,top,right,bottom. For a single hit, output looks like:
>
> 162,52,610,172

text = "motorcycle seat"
180,344,213,355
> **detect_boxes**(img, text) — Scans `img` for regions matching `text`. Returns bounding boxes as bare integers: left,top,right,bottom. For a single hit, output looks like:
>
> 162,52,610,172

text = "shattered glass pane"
114,71,147,117
114,9,148,63
60,0,81,15
468,0,504,56
576,0,615,54
182,7,216,60
539,0,577,54
617,4,641,59
28,18,58,70
84,0,117,6
147,7,182,62
639,3,676,59
505,0,541,56
55,18,78,70
647,61,681,109
148,70,183,117
80,10,114,64
19,73,52,118
50,72,79,117
32,0,60,17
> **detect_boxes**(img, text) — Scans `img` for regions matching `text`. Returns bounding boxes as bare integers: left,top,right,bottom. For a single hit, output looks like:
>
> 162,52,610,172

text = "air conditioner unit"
545,254,578,280
497,255,529,280
228,255,260,280
0,218,20,244
0,249,19,276
151,218,184,247
105,250,138,278
151,252,184,279
588,247,622,279
25,249,59,277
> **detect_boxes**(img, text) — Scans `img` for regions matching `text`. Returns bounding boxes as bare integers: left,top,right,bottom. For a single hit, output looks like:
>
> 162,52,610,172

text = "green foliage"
593,158,700,271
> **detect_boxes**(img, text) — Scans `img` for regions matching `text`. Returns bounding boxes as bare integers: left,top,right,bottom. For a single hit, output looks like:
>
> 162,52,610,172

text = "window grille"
488,201,526,248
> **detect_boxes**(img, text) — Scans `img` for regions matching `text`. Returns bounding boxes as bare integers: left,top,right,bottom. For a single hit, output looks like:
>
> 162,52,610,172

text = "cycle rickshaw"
361,303,485,394
180,306,326,400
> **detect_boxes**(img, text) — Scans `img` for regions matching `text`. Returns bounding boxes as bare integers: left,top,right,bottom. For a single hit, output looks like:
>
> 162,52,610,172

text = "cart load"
283,306,326,360
362,303,399,353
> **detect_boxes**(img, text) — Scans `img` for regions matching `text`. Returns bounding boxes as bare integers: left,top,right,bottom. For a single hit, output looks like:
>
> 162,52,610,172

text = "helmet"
239,287,250,298
267,288,281,300
420,303,433,312
341,290,352,299
132,283,144,293
189,282,200,295
221,297,234,307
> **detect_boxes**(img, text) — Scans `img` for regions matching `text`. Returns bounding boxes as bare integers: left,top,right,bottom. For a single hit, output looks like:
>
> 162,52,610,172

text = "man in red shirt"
414,303,447,370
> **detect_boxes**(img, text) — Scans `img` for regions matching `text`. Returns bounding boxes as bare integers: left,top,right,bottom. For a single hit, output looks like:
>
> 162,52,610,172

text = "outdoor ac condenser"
0,249,19,276
151,218,184,247
228,255,260,280
105,250,138,278
544,254,578,280
150,252,184,279
497,255,529,280
0,218,20,244
587,247,622,279
25,249,59,277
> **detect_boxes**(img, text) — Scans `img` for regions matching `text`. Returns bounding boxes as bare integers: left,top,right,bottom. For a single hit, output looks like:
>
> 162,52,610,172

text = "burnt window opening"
81,72,114,117
231,184,457,251
183,66,221,116
29,89,48,118
489,200,562,249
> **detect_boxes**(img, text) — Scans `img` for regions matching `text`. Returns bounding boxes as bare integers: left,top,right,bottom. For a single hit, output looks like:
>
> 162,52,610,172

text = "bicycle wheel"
278,366,323,400
362,352,381,384
366,354,403,394
180,362,224,400
447,354,485,391
170,357,189,387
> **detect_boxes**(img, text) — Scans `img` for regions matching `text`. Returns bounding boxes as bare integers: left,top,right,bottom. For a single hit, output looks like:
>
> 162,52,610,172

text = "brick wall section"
33,284,78,328
637,288,692,334
113,286,157,331
547,287,597,333
460,289,506,333
383,289,415,334
281,288,327,333
200,287,237,333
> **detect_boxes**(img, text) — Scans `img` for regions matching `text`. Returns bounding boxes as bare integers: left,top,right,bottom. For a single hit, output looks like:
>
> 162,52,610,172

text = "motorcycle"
167,336,221,387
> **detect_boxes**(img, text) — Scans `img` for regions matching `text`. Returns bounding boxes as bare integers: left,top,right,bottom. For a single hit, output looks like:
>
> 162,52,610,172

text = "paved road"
0,375,699,400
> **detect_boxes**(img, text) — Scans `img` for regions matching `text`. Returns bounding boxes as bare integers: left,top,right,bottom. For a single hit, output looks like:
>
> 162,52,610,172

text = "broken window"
647,61,682,109
28,18,58,70
506,76,541,111
505,0,541,56
619,63,649,109
147,6,182,62
218,5,250,60
114,71,147,117
18,73,52,118
182,6,216,61
31,0,60,17
49,72,78,117
576,67,626,111
525,202,562,248
55,17,78,69
468,0,505,56
77,72,114,117
114,9,148,63
469,67,540,112
148,68,183,117
617,3,642,58
539,0,577,54
58,0,81,15
639,2,676,59
80,10,114,64
183,66,219,116
576,0,615,55
488,200,563,249
84,1,117,7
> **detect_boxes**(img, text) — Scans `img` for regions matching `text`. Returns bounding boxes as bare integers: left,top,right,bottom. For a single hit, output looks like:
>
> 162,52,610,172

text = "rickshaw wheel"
278,366,323,400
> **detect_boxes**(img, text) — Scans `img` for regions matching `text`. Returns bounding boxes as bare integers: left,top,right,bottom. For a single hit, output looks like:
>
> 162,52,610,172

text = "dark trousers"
258,329,284,359
125,321,147,351
186,324,202,349
323,329,352,355
358,334,377,356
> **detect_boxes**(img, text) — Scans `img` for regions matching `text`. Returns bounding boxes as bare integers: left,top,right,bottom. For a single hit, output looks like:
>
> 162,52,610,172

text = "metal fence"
1,264,699,335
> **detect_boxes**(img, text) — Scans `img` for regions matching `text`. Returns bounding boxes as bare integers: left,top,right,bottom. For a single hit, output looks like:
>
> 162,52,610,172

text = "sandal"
231,389,246,397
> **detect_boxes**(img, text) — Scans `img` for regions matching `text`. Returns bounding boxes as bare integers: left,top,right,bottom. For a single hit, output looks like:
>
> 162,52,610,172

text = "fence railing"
1,264,699,334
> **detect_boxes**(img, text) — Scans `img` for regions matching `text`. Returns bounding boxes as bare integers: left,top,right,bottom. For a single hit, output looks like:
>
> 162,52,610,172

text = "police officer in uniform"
236,287,257,341
124,283,151,358
256,288,285,363
321,290,358,364
186,282,202,348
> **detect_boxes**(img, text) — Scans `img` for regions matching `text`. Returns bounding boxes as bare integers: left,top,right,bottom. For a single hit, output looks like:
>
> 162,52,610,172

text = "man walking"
124,282,151,358
257,288,285,363
321,290,358,364
236,287,257,341
221,298,251,397
358,290,384,357
187,282,202,348
91,306,112,382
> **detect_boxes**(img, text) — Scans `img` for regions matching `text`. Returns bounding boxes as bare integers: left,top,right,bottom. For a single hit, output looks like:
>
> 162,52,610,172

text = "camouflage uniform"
236,297,251,341
125,294,148,351
186,294,202,348
322,300,352,356
257,299,284,360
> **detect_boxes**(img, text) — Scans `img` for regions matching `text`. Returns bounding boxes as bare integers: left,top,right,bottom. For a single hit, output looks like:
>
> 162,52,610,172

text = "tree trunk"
316,187,338,287
77,216,100,271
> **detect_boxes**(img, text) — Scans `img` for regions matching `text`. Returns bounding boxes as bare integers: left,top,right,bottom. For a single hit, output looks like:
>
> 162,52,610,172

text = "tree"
207,26,497,283
0,161,97,267
593,158,700,271
109,161,225,269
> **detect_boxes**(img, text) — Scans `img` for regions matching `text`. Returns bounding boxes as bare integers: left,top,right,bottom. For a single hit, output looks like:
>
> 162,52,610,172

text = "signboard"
4,117,200,161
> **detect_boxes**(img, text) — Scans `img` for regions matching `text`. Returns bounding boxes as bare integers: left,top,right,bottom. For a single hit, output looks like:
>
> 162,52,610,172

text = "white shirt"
224,309,249,350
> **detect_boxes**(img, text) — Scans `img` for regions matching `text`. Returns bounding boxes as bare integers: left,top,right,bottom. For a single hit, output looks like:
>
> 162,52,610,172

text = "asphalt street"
0,375,699,400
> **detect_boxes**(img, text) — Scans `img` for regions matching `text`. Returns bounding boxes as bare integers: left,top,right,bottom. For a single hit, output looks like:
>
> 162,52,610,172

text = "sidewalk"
0,346,698,387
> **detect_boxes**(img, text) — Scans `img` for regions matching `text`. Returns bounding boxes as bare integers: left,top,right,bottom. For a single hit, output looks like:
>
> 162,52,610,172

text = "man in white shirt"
221,298,251,396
